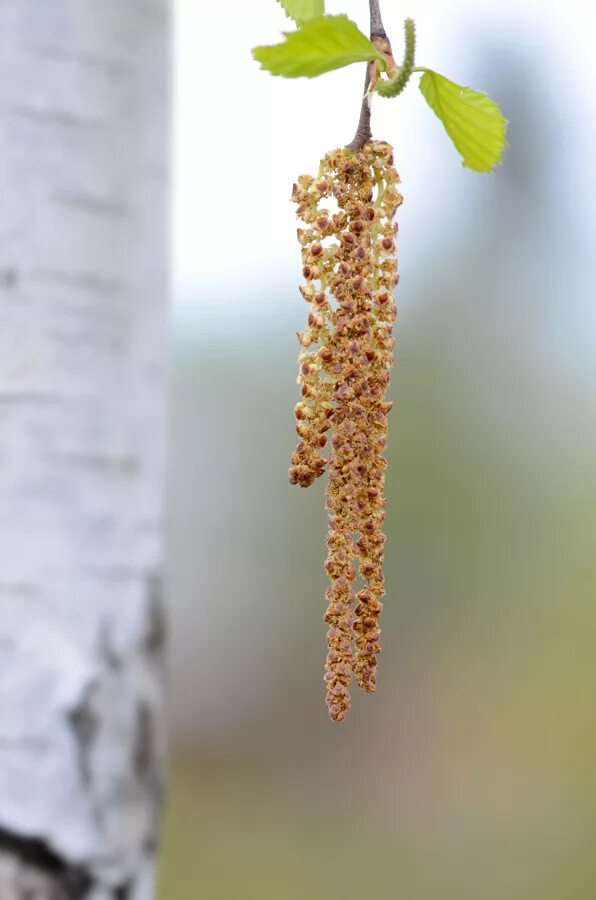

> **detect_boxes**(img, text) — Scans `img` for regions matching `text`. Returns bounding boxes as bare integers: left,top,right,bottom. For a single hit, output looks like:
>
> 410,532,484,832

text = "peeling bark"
0,1,169,897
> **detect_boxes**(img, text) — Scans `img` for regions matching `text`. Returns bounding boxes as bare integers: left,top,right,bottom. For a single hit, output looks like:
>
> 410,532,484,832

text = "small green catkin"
376,18,416,99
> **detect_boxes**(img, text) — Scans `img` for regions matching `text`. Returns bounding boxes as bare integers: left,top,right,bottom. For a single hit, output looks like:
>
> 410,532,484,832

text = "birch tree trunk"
0,2,169,897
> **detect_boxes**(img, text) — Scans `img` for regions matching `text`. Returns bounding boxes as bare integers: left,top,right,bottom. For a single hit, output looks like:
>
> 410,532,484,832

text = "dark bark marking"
68,686,99,788
50,453,140,476
10,105,105,129
33,269,125,295
0,391,66,406
0,268,18,289
0,828,92,899
144,574,166,659
133,703,154,781
52,192,130,219
113,881,134,900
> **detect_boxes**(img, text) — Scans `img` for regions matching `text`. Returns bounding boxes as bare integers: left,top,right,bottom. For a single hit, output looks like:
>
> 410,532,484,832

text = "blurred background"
160,0,596,897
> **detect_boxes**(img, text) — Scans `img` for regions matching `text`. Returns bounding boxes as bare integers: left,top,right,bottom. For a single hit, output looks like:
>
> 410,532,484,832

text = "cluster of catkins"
288,140,402,722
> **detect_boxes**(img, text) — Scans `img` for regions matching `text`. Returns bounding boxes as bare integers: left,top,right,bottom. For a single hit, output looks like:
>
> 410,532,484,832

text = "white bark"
0,1,169,897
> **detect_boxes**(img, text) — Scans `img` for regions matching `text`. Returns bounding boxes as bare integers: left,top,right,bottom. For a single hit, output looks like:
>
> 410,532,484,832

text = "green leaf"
277,0,324,25
418,69,508,172
253,15,384,79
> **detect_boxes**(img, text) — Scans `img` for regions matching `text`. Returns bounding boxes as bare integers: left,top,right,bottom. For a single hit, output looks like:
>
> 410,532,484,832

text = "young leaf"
277,0,324,25
253,14,384,79
418,69,507,172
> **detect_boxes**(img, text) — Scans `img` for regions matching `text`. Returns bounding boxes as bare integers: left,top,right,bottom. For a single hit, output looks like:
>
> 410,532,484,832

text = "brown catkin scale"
289,142,402,721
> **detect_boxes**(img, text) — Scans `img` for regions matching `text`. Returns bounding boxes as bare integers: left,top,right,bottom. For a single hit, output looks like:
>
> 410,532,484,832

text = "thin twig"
346,0,388,151
346,65,373,152
369,0,387,39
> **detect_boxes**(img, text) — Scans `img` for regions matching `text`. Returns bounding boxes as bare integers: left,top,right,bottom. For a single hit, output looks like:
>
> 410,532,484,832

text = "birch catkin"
289,141,402,721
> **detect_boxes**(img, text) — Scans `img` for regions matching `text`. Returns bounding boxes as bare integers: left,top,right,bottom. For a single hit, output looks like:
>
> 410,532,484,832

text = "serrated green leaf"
277,0,324,25
253,14,383,79
419,69,508,172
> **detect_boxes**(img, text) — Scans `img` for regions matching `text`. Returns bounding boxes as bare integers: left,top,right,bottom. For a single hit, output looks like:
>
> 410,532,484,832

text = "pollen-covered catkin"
289,142,402,721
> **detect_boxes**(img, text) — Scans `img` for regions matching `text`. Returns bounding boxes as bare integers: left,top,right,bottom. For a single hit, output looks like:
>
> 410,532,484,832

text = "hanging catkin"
289,141,402,721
